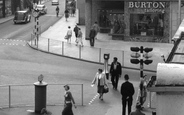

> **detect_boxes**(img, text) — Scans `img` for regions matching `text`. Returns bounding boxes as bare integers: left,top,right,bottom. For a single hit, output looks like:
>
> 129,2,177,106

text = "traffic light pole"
130,46,153,107
140,46,144,106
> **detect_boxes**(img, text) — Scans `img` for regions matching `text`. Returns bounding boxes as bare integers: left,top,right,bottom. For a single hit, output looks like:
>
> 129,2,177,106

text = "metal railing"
0,83,83,108
29,35,166,72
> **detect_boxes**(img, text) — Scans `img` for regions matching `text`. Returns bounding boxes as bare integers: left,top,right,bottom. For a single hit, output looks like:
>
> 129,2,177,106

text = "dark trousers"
62,103,73,115
111,74,119,89
90,37,95,46
122,97,133,115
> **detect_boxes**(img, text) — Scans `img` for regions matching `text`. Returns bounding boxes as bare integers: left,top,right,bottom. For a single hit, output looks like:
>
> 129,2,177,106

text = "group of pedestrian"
90,56,146,115
42,57,144,115
65,25,83,46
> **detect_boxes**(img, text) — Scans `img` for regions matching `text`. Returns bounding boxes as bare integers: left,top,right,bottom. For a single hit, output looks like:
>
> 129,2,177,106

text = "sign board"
32,9,39,18
38,74,44,83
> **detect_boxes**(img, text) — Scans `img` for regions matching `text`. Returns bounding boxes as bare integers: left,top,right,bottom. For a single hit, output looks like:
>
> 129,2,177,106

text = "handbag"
64,35,68,39
103,85,109,93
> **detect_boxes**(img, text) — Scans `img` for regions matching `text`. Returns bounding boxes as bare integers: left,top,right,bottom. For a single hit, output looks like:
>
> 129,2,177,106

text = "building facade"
85,0,184,43
0,0,34,18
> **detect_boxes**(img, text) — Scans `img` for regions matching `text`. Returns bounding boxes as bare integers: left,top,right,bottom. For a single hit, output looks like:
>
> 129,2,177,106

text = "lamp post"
179,0,181,25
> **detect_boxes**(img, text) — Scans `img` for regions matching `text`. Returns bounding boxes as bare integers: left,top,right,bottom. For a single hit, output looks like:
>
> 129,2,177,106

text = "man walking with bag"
121,74,135,115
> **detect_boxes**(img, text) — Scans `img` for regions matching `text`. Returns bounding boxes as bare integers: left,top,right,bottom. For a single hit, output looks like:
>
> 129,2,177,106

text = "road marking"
0,39,27,46
0,39,27,42
89,93,99,105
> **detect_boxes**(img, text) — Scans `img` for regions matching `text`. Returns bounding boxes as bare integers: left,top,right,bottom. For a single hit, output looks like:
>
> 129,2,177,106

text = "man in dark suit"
110,57,122,90
121,74,135,115
89,27,96,46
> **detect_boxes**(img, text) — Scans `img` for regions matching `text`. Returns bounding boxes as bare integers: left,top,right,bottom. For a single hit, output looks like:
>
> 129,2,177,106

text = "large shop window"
98,9,125,34
0,0,3,18
130,14,164,36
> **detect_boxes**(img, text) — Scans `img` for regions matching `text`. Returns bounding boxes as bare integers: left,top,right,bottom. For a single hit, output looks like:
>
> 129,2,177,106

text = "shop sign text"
128,2,166,13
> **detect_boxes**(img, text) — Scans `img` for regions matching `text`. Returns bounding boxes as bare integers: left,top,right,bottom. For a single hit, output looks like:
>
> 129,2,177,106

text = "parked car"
35,4,47,15
13,9,31,24
52,0,59,5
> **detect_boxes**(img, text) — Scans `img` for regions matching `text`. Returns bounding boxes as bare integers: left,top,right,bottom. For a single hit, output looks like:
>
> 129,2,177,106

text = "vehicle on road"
13,9,31,24
52,0,59,5
35,4,47,15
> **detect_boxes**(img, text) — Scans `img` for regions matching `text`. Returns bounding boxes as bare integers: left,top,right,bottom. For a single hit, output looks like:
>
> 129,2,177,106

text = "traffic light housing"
130,46,153,65
144,60,153,65
130,59,140,64
144,48,153,53
130,47,140,52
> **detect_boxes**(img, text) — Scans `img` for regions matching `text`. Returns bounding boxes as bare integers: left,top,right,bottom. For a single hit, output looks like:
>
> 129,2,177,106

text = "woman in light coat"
92,69,108,100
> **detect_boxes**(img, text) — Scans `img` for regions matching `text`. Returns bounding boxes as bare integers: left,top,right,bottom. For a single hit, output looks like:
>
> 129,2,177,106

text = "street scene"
0,0,183,115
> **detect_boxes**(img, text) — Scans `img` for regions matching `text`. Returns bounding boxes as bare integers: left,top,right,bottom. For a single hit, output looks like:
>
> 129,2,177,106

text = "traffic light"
144,48,153,53
130,46,153,65
130,59,140,64
130,47,140,52
130,46,153,106
144,60,153,65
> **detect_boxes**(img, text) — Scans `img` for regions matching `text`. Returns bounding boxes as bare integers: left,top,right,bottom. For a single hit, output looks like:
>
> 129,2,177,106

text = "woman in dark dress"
62,85,76,115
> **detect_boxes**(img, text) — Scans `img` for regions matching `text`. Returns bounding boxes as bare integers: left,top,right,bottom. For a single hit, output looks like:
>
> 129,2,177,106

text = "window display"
130,14,164,36
98,9,125,34
5,0,12,16
0,0,3,18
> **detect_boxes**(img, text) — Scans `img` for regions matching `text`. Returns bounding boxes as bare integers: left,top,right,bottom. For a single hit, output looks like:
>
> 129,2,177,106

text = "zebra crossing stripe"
89,93,99,105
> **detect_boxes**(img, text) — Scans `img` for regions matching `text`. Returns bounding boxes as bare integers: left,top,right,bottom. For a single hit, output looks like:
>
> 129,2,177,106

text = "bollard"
34,74,48,113
103,54,110,80
152,111,156,115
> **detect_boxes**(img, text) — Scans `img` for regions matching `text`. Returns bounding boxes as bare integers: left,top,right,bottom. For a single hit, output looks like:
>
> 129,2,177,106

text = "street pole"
179,0,181,26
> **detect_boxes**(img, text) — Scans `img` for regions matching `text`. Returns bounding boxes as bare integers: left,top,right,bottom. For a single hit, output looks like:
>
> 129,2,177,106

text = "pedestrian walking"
73,24,79,44
64,9,69,21
91,69,108,100
137,74,147,107
110,57,122,90
129,103,145,115
121,74,135,115
76,28,83,46
56,5,59,17
92,22,100,39
70,0,76,17
89,26,96,47
65,26,72,43
62,84,77,115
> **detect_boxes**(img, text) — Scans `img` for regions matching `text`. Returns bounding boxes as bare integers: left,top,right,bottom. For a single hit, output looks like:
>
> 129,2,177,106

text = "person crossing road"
56,6,60,17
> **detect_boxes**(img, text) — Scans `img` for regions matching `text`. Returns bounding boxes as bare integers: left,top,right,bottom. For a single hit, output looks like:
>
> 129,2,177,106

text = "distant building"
0,0,33,18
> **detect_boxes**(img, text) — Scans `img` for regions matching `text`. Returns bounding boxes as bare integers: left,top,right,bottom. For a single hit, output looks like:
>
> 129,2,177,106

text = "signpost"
32,9,40,46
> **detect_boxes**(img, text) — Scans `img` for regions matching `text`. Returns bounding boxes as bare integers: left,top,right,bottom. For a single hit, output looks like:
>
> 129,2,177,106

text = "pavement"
0,12,175,115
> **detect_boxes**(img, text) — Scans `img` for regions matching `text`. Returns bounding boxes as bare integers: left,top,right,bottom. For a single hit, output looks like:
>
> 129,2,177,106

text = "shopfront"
85,0,174,43
97,1,125,38
124,1,170,42
0,0,3,18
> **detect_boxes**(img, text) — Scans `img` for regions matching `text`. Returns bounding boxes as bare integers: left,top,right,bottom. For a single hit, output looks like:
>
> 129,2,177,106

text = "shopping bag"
103,85,109,93
64,35,68,39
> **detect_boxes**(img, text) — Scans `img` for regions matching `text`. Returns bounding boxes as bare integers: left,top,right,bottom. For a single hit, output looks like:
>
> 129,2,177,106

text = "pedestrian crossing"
0,39,27,46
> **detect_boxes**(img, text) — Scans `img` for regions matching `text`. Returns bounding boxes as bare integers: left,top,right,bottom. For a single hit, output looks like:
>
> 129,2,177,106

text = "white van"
52,0,59,5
